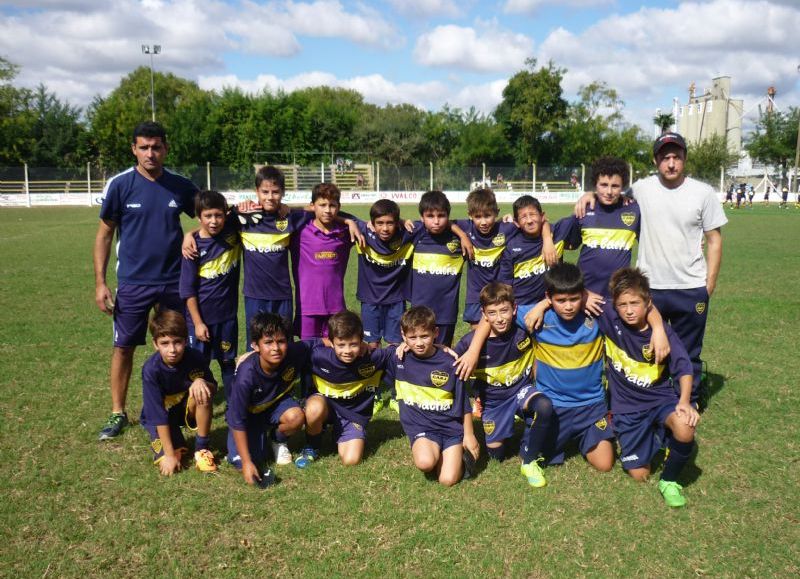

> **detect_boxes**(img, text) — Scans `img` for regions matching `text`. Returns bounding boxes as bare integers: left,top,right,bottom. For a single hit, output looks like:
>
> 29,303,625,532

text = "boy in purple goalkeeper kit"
384,306,480,486
294,311,394,468
179,190,241,399
227,312,307,483
139,310,218,476
597,267,699,508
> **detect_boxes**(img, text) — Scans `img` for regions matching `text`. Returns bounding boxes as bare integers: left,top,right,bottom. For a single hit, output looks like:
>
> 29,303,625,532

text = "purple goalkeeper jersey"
179,219,241,325
140,348,217,427
291,220,353,316
455,219,519,304
596,302,692,414
409,223,465,324
355,220,416,305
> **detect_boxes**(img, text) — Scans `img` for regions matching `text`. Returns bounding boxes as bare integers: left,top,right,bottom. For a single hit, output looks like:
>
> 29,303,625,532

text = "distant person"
780,185,789,208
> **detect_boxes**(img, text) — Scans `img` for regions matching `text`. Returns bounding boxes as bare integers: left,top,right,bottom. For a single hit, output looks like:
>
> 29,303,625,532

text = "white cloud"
414,21,533,72
447,79,508,113
503,0,612,14
386,0,461,18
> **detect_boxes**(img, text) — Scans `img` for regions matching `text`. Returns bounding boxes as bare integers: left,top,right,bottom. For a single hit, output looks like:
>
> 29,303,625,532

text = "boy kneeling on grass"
139,310,218,476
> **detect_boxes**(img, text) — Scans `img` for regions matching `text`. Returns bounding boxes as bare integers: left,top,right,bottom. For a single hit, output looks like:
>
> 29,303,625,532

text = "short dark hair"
370,199,400,223
194,190,228,217
249,312,291,343
312,182,341,205
610,267,651,303
327,310,363,341
544,262,584,296
479,282,515,309
466,188,498,216
512,195,542,221
418,190,450,216
255,165,286,191
400,305,437,334
149,309,187,340
591,156,630,189
132,121,167,144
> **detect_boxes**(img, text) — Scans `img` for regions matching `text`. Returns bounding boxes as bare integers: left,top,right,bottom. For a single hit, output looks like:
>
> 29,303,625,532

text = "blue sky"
1,0,799,134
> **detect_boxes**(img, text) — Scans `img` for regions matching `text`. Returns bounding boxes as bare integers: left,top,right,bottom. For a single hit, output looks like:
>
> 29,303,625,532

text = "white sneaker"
271,441,292,465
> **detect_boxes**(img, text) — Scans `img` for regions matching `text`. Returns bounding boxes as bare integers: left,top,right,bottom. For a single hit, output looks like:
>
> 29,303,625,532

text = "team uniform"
499,217,575,307
99,167,198,346
596,302,693,470
291,220,353,339
529,309,613,465
562,201,640,296
225,344,309,467
355,222,416,344
385,348,471,450
307,342,394,443
454,326,535,446
179,219,241,390
409,224,465,346
455,219,519,323
140,348,217,462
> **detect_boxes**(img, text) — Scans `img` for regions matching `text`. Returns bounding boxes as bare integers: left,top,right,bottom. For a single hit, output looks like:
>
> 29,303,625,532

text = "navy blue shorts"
408,428,463,452
113,282,182,347
544,400,614,465
481,384,537,445
614,401,676,470
143,393,195,462
226,395,300,466
361,301,405,344
462,302,483,324
436,324,456,347
244,297,293,348
188,318,238,365
310,394,370,444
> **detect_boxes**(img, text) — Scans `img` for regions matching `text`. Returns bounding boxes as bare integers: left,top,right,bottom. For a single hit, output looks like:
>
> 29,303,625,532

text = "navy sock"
486,445,505,461
520,394,553,464
272,429,289,444
661,439,694,482
306,432,323,451
195,435,210,451
221,361,235,401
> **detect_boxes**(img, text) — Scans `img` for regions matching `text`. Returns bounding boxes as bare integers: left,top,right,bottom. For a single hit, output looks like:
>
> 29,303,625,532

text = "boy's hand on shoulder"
461,236,475,260
237,200,261,214
345,219,365,248
453,349,478,381
189,379,213,406
395,342,410,360
649,325,670,364
277,203,290,219
182,230,198,260
404,219,415,233
675,401,700,428
574,191,596,219
525,301,549,332
583,291,605,318
159,454,182,476
463,433,480,460
236,351,256,369
438,345,458,360
502,213,515,224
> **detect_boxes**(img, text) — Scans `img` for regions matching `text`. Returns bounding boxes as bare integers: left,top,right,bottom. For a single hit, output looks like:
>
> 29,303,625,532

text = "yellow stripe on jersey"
604,337,665,387
356,242,414,266
313,372,383,399
472,347,534,387
199,245,242,279
247,381,296,414
163,391,188,411
536,335,603,370
473,245,505,267
240,231,290,253
513,241,565,279
396,380,454,410
581,228,637,251
412,252,464,275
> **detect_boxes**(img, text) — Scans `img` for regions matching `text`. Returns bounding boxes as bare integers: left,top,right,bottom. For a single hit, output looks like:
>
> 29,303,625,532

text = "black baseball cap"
653,132,687,157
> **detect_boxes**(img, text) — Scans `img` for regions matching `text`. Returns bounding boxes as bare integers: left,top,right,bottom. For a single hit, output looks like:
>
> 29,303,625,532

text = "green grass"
1,203,799,577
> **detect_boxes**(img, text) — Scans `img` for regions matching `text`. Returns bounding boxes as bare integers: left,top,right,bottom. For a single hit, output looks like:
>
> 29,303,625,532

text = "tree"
653,112,675,134
747,108,799,183
27,84,89,167
686,134,738,184
0,57,34,165
494,58,567,165
556,82,625,166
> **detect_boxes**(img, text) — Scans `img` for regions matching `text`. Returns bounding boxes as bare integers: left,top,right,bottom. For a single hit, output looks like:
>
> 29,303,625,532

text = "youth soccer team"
136,157,700,508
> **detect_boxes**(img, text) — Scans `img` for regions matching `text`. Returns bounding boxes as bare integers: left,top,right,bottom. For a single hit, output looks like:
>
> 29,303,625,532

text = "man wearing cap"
576,132,727,406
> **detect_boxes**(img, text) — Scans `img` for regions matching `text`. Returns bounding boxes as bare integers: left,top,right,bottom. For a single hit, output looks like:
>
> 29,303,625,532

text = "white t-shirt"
632,175,728,290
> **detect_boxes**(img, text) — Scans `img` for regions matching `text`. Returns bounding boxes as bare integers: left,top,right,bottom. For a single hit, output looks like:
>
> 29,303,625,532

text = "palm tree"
653,113,675,134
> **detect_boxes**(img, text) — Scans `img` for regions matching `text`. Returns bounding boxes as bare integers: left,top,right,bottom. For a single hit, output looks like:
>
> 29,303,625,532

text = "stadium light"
141,44,161,122
794,64,800,193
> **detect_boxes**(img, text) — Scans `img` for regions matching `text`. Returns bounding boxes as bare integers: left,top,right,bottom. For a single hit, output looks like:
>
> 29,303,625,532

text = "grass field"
1,203,799,577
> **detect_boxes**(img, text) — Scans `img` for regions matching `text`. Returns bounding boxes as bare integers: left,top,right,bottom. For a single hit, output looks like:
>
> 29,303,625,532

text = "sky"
1,0,799,136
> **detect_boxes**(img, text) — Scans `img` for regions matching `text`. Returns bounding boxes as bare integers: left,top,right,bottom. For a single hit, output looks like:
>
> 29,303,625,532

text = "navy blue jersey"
226,342,310,430
179,219,241,325
455,219,519,304
565,201,640,296
308,341,394,426
355,221,416,305
99,167,198,284
454,326,534,402
409,223,465,324
596,302,692,413
385,347,470,438
499,217,576,304
140,348,216,427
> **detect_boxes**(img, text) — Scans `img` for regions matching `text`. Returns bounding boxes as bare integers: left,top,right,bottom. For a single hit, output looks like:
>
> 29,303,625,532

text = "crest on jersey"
281,367,296,382
621,212,636,227
358,363,376,378
595,417,608,431
695,302,706,315
642,344,654,362
151,438,163,454
517,336,532,352
221,341,232,352
275,219,288,232
483,420,496,435
189,369,205,380
492,233,506,247
430,370,450,387
353,423,363,431
446,239,460,253
584,318,595,330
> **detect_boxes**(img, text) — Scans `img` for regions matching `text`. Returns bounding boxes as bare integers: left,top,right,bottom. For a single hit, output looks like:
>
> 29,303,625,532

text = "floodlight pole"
141,44,161,121
793,65,800,193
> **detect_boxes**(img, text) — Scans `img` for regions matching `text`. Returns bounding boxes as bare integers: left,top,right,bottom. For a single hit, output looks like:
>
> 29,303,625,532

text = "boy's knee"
282,408,305,432
525,393,553,419
414,455,438,473
438,472,460,487
340,453,361,467
627,467,650,481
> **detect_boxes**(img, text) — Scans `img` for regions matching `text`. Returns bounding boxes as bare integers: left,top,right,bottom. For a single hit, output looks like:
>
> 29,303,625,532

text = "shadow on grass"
704,371,725,406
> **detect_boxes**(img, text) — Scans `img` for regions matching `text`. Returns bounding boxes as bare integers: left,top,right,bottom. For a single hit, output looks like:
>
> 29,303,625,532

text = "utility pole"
141,44,161,121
